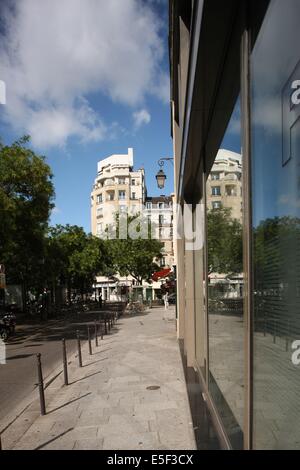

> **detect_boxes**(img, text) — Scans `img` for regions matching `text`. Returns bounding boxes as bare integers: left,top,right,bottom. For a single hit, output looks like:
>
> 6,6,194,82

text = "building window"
97,223,103,234
118,190,126,200
119,205,127,213
158,202,164,209
225,185,237,197
159,214,164,225
212,202,222,210
212,186,221,196
118,177,126,185
107,192,114,201
97,194,102,204
131,179,136,186
97,207,103,217
211,173,220,180
146,202,152,209
132,192,136,200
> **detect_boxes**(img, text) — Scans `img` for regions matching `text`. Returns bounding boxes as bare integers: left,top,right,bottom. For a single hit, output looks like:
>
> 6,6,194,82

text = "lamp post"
155,158,174,190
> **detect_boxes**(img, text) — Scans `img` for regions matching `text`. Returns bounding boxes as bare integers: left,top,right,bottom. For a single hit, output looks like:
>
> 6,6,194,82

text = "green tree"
46,225,109,300
207,207,243,275
0,136,55,292
105,214,163,285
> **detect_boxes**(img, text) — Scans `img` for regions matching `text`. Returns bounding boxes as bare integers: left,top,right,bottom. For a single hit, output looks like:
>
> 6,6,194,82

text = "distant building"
206,149,242,223
91,148,146,236
145,195,175,269
90,149,174,301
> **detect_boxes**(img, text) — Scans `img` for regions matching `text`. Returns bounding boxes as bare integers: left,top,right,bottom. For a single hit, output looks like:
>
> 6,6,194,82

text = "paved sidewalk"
3,306,196,450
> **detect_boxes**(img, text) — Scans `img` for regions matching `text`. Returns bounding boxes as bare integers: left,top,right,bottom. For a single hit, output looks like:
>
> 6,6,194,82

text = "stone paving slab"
2,306,196,450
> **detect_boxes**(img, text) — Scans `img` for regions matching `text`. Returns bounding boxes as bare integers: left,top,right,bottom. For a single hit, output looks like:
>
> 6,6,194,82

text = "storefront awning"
152,268,172,282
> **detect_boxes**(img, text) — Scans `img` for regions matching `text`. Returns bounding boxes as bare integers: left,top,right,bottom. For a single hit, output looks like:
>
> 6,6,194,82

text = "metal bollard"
87,325,92,355
62,338,68,386
104,319,108,335
36,353,46,415
95,321,99,347
77,330,83,367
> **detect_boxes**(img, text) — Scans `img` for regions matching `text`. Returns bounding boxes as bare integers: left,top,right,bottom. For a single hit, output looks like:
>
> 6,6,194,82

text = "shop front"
170,0,300,450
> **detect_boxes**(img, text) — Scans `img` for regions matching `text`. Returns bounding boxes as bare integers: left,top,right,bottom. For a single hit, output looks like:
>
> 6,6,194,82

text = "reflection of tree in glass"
207,207,243,275
254,216,300,338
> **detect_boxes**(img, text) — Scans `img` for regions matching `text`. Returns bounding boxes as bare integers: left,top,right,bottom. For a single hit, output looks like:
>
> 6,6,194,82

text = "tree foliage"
0,137,166,304
207,207,243,275
0,136,55,287
105,214,164,285
45,225,110,295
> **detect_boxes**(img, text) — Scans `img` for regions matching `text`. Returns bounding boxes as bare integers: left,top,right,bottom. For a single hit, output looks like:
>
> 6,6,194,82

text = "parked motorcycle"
0,313,16,341
0,319,10,342
2,313,16,335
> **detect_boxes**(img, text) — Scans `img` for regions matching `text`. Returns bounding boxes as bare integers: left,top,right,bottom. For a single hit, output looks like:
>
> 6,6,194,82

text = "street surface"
3,306,196,450
0,310,103,424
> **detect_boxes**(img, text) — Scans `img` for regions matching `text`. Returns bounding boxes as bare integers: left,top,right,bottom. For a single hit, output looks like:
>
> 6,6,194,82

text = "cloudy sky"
0,0,173,232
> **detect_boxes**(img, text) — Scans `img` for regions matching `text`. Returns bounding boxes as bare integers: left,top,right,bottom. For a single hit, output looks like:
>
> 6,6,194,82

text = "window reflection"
251,0,300,450
206,99,244,449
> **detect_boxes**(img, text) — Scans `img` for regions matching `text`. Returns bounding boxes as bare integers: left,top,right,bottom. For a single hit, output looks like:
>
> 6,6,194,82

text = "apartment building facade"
206,149,242,223
91,148,146,236
145,195,175,269
91,150,174,301
170,0,300,450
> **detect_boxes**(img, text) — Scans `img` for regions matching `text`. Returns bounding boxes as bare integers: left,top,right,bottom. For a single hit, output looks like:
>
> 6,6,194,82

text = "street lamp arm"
158,157,174,168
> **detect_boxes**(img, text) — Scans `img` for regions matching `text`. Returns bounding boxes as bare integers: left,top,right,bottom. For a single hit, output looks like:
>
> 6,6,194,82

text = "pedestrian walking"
164,292,169,310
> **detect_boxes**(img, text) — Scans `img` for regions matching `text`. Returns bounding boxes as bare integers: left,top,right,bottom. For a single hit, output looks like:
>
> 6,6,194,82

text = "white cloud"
133,109,151,129
0,0,169,149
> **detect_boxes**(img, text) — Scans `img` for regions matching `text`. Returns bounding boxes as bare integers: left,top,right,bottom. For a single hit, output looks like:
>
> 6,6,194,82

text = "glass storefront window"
251,0,300,450
206,98,244,449
194,190,207,378
206,98,244,448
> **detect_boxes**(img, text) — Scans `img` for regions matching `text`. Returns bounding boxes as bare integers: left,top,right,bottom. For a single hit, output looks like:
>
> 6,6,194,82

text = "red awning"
152,268,172,282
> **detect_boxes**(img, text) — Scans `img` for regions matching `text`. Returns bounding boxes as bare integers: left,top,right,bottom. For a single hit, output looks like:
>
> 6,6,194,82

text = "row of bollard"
36,315,117,418
0,313,118,450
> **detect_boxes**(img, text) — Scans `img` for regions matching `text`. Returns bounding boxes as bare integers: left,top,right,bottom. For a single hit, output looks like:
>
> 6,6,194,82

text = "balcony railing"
104,179,115,186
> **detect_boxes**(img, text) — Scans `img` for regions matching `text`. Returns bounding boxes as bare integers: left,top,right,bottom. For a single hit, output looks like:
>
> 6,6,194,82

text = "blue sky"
0,0,173,233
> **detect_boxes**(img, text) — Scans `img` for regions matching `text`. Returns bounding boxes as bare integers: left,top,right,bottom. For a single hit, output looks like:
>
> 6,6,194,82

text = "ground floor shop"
170,0,300,450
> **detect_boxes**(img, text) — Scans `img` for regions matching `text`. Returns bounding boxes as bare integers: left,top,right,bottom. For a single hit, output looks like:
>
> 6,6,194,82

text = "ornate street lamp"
156,168,167,189
155,158,174,190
